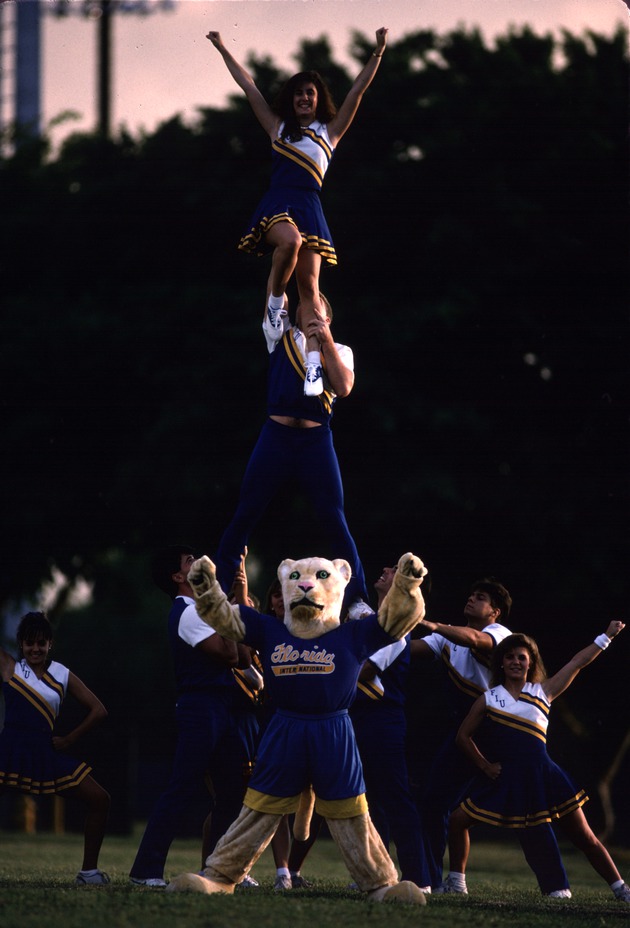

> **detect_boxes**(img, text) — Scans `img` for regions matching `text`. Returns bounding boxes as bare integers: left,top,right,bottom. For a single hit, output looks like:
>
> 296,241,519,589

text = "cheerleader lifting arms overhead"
206,27,388,396
441,620,630,903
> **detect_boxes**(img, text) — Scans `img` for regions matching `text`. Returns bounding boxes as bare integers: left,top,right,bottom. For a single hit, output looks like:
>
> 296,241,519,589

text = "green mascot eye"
316,570,330,579
289,571,300,580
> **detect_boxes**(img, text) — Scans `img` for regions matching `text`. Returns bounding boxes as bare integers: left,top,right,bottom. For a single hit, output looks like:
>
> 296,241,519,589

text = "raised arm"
326,27,388,146
206,31,280,139
377,552,427,639
230,547,251,607
543,620,625,702
188,555,247,642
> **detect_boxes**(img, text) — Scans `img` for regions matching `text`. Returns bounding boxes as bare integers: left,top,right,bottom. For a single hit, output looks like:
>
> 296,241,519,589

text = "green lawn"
0,826,628,928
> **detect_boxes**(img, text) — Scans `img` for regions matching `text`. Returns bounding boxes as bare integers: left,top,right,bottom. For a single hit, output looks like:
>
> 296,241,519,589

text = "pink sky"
42,0,628,142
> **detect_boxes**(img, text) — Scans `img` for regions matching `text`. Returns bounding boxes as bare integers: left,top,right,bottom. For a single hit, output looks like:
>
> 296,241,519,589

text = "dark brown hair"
470,577,512,619
490,633,548,686
17,611,53,656
273,71,337,141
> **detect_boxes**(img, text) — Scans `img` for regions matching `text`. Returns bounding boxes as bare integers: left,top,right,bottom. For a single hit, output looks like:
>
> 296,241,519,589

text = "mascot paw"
188,555,217,596
397,553,427,582
370,882,427,905
166,872,235,894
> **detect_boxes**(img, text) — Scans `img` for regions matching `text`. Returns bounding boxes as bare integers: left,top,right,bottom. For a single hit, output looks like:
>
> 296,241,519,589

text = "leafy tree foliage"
1,26,628,835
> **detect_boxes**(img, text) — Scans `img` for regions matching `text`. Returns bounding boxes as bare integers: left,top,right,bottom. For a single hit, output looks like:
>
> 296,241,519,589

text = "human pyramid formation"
0,26,628,907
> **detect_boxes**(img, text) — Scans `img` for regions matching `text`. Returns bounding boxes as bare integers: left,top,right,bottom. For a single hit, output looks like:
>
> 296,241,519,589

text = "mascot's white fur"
166,552,427,904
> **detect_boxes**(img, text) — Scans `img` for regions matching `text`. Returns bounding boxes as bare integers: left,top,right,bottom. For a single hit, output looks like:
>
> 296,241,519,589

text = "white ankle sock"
448,871,467,887
277,867,290,878
268,294,285,311
307,350,320,365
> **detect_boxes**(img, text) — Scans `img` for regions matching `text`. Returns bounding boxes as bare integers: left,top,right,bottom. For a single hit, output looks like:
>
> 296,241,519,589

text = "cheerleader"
0,612,110,884
439,621,630,904
206,27,388,396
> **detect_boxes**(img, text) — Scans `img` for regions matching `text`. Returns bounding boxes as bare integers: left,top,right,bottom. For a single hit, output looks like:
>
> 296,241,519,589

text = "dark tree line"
1,26,628,836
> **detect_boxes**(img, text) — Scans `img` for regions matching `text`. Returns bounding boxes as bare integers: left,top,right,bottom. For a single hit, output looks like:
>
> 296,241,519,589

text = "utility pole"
0,0,42,146
97,0,112,136
51,0,175,138
16,0,41,135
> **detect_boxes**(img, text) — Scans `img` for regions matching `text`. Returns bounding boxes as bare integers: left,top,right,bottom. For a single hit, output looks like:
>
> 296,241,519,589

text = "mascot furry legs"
167,805,424,903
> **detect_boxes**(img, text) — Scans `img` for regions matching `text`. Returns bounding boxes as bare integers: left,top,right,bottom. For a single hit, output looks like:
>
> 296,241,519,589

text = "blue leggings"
352,705,431,887
216,419,367,605
129,694,258,880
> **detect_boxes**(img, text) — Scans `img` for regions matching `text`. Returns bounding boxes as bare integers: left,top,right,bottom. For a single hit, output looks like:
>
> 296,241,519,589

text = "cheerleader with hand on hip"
0,611,110,885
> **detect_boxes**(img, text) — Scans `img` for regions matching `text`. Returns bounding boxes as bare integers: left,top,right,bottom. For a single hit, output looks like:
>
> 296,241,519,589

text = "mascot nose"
298,583,314,592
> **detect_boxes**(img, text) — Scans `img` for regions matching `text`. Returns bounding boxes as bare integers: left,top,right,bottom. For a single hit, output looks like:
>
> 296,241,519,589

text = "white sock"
611,879,624,891
277,867,290,878
448,871,467,887
307,351,320,365
268,293,285,311
79,869,99,876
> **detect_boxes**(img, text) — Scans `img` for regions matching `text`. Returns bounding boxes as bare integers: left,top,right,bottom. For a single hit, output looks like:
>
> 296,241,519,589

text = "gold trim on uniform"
282,330,334,416
9,676,56,730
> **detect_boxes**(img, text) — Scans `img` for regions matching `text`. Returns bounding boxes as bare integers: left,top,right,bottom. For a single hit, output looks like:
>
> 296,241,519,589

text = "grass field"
0,826,629,928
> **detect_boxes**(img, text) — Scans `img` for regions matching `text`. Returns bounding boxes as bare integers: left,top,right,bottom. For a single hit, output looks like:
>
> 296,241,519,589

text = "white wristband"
594,633,611,650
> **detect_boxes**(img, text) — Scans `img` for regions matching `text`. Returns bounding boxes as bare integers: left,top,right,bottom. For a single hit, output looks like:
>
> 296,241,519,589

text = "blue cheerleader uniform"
238,121,337,265
0,660,91,794
460,683,588,828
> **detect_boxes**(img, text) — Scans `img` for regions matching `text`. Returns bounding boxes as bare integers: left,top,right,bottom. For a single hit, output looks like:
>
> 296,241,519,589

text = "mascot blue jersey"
238,606,394,713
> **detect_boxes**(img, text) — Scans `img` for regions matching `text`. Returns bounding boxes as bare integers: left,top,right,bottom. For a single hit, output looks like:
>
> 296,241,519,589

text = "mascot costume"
167,551,427,904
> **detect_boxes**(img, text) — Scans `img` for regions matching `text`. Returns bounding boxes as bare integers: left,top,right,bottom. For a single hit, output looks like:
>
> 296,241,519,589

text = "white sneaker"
75,869,110,885
237,874,259,889
274,874,292,892
130,876,167,887
434,875,468,894
304,361,323,396
614,883,630,903
546,888,572,898
265,303,287,341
